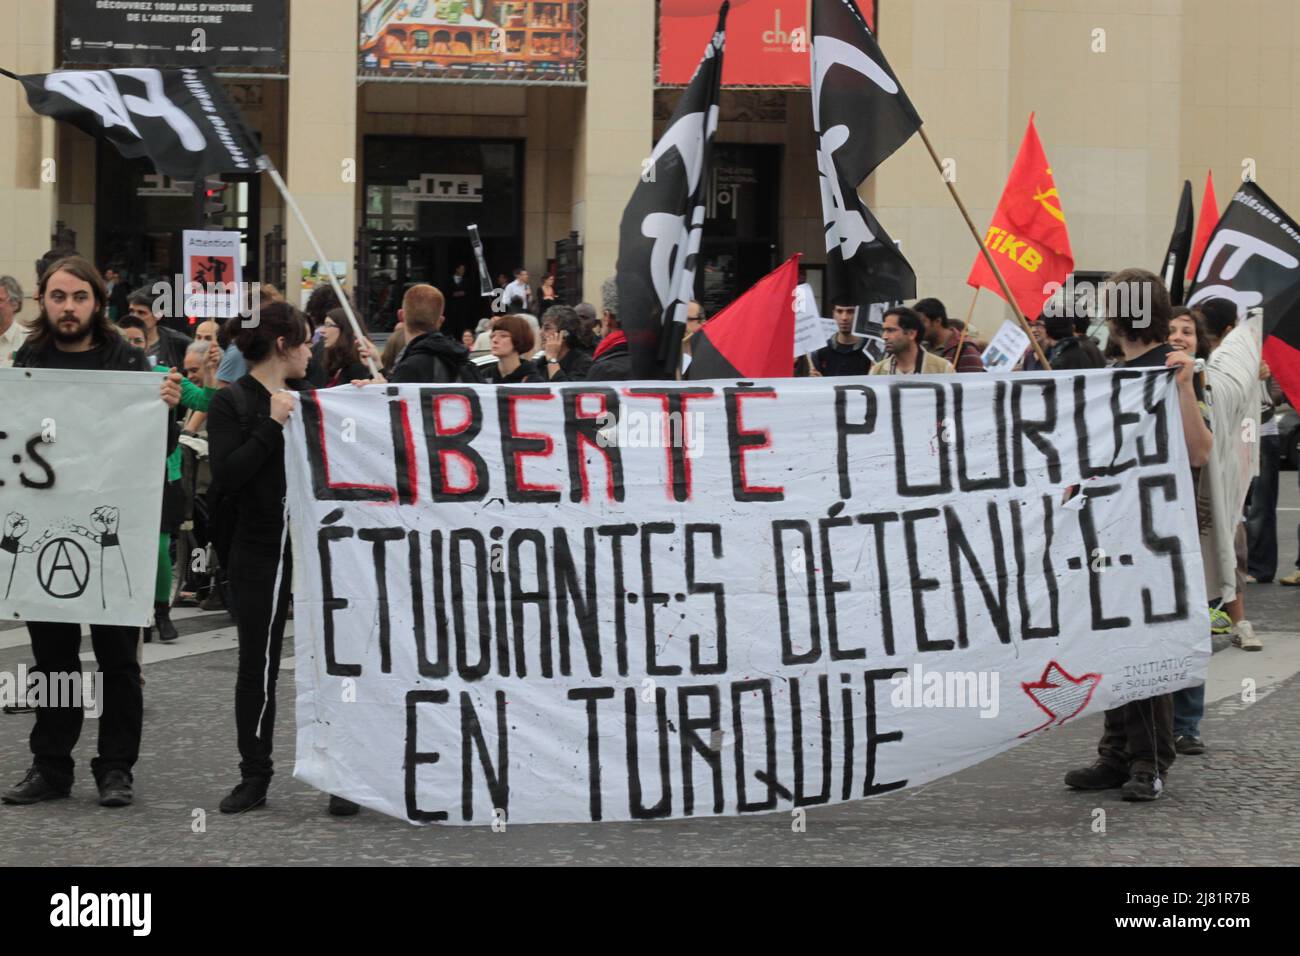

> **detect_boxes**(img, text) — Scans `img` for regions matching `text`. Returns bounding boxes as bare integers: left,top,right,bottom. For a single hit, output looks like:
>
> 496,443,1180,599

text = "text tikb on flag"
810,0,921,309
967,114,1073,320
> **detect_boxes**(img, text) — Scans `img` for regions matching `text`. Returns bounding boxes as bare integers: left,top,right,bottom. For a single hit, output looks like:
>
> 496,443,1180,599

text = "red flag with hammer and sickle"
967,114,1074,319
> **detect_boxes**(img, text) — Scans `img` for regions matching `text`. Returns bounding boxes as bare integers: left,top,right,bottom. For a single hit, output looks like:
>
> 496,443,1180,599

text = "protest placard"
284,370,1207,824
982,319,1032,372
792,283,835,359
182,230,244,318
0,369,167,626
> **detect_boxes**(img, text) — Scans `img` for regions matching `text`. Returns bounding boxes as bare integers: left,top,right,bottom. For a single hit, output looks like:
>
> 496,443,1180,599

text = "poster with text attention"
285,370,1208,825
183,230,244,319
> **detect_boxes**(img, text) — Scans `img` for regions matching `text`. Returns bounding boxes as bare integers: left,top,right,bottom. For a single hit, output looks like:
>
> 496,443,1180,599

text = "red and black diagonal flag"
685,254,800,380
1187,181,1300,404
616,2,727,380
2,65,260,180
1160,180,1194,304
811,0,922,308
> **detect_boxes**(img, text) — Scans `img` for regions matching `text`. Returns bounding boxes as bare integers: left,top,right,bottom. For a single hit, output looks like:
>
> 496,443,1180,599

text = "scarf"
593,329,626,360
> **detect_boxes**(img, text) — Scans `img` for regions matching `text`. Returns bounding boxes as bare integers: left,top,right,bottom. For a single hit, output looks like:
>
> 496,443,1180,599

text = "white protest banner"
982,319,1032,372
182,230,243,318
0,369,167,626
792,283,835,358
284,370,1207,825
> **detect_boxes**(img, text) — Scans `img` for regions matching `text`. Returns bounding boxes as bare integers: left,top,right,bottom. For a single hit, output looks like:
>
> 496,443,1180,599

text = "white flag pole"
260,157,380,378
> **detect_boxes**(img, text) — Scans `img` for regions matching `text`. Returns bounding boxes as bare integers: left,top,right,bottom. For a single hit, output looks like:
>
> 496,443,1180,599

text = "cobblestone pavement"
1,486,1297,866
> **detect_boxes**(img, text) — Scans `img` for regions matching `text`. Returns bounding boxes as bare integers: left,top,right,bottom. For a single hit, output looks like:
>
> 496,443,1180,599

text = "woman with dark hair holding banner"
206,301,358,817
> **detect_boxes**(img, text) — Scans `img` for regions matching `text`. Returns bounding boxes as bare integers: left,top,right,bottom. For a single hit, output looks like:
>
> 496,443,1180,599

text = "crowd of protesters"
1,252,1294,815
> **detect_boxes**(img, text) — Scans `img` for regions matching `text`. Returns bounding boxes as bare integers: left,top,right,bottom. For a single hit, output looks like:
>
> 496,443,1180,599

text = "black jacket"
483,359,545,384
536,346,595,383
148,324,192,371
207,375,311,553
585,340,631,382
388,331,480,384
1047,335,1105,371
814,335,873,377
305,338,329,388
325,359,371,388
14,333,151,372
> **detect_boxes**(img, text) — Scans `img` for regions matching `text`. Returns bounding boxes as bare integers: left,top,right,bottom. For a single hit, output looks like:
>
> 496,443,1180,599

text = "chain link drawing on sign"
7,506,131,609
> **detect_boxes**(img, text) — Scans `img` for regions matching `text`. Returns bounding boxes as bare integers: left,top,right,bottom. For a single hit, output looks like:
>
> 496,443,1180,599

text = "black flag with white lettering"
811,0,922,306
1187,180,1300,404
1160,180,1194,304
3,66,260,180
616,3,727,380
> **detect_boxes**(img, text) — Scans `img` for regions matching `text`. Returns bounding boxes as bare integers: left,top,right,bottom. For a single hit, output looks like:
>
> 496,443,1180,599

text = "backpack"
452,357,485,384
205,384,252,569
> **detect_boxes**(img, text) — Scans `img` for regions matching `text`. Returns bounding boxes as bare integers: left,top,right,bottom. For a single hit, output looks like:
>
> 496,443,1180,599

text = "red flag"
1187,169,1219,285
685,254,800,380
966,114,1073,319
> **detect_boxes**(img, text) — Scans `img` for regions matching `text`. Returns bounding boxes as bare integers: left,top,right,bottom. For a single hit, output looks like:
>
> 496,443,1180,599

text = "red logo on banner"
1019,661,1101,738
658,0,876,87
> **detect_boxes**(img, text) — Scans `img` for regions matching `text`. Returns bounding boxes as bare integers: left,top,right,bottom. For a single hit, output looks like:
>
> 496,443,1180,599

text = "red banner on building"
658,0,875,87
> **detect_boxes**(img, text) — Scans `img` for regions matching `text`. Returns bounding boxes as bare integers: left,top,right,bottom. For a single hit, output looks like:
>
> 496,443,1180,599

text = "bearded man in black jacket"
4,256,181,810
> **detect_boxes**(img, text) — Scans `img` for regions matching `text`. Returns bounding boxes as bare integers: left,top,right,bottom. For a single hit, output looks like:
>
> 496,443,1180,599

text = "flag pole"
915,127,1051,370
955,286,978,357
260,157,380,378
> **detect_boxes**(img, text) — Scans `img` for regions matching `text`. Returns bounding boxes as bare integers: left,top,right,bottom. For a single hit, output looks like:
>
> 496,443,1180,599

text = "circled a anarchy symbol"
37,537,89,599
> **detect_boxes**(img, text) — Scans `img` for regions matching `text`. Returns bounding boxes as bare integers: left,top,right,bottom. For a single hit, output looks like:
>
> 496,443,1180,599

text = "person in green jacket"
119,318,217,643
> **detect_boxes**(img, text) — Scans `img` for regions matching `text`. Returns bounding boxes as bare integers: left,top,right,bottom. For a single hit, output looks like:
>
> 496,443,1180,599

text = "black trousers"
228,541,292,781
26,621,142,788
1245,434,1280,581
1098,694,1176,777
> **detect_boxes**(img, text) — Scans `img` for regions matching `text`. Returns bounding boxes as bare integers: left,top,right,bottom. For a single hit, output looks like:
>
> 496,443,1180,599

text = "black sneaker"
1121,771,1164,801
154,604,179,643
219,778,269,814
1175,735,1206,755
328,795,360,817
97,769,134,808
1,768,71,805
1064,762,1129,790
